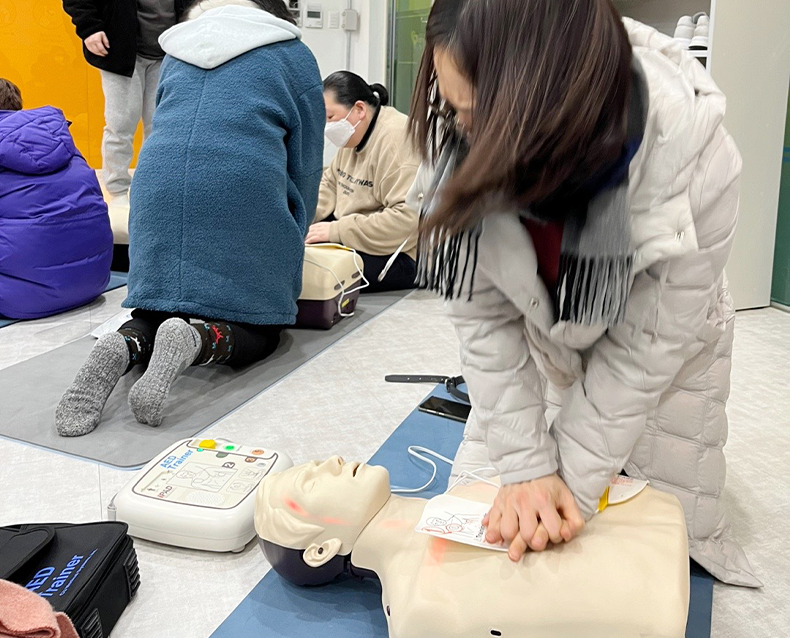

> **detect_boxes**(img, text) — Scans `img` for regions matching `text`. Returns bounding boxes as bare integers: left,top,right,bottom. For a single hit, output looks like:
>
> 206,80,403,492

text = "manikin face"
291,457,390,530
433,47,475,131
255,457,390,567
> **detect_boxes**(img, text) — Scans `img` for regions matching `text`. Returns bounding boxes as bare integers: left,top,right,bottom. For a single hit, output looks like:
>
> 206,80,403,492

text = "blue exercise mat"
0,271,128,329
688,561,715,638
211,385,714,638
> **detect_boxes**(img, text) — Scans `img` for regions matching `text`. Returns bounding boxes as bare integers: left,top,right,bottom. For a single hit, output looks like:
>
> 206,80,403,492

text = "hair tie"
373,91,380,98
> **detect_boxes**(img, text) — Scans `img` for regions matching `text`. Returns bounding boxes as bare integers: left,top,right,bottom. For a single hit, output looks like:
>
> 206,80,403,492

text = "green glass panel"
390,0,431,113
771,87,790,306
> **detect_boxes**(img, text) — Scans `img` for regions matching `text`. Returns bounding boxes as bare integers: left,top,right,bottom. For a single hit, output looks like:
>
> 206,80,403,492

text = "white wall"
616,0,790,309
300,0,349,79
348,0,388,85
298,0,389,166
298,0,348,166
710,0,790,309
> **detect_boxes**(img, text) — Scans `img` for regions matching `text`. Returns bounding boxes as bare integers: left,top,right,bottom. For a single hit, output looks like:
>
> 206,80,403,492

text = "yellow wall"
0,0,142,169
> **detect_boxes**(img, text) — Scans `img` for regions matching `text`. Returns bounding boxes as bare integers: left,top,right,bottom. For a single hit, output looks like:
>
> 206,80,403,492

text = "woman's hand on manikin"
483,473,585,561
305,222,331,245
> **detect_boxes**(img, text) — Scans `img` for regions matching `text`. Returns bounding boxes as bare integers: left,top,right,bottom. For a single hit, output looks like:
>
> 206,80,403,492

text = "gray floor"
0,291,407,467
0,287,787,637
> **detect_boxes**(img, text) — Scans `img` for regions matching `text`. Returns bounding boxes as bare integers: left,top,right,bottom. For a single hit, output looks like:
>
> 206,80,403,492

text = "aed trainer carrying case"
0,521,140,638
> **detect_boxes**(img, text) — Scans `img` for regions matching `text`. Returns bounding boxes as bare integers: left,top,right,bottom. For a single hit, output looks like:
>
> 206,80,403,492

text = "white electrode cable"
390,446,453,494
303,243,369,317
448,468,499,491
390,447,497,495
377,235,411,282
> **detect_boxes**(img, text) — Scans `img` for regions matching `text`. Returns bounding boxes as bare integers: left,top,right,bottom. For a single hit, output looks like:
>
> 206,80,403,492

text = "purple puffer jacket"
0,106,112,319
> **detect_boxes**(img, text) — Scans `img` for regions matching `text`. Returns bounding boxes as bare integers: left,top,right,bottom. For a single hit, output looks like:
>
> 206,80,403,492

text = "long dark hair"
185,0,296,24
323,71,389,108
409,0,632,236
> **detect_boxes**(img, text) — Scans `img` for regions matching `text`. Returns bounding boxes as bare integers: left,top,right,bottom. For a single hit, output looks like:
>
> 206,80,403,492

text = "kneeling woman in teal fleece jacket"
56,0,325,436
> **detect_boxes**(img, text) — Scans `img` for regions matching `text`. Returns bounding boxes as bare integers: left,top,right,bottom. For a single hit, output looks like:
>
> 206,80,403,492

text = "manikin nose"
319,456,344,475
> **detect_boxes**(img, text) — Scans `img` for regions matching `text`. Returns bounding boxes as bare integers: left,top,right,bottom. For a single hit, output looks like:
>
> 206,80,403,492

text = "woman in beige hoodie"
308,72,419,292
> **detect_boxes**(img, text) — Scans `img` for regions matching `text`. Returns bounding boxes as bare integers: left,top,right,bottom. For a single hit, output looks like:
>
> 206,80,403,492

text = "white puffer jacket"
409,19,759,587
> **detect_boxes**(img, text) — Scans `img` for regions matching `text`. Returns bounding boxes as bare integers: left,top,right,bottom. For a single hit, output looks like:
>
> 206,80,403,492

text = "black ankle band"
193,322,235,365
118,326,152,373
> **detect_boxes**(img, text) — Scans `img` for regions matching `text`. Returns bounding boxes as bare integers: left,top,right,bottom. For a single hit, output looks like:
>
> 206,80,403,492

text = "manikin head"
255,457,390,585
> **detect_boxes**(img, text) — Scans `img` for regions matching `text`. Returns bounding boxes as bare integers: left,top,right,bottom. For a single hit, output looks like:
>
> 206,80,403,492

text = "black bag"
0,522,140,638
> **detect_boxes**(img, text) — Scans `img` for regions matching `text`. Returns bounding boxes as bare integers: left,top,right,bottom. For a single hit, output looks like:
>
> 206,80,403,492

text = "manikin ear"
302,539,342,568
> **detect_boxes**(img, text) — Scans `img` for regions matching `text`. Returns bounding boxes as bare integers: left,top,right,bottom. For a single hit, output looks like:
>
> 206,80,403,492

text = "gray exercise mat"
0,291,409,468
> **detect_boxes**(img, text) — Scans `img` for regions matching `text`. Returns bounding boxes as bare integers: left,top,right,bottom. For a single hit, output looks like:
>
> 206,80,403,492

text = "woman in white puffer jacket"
408,0,759,586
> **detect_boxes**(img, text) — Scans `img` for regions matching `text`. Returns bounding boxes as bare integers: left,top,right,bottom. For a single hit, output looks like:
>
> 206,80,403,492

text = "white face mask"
324,110,360,147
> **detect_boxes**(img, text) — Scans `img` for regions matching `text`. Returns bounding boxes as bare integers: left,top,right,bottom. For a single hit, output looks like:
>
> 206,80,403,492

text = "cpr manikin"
254,457,690,638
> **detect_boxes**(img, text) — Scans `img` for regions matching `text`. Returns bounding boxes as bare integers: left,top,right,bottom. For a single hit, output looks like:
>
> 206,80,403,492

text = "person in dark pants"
55,0,325,437
359,253,418,294
320,214,417,293
120,311,282,371
308,72,420,293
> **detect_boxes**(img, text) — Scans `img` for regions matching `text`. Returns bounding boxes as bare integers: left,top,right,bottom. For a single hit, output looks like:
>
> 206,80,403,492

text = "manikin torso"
350,482,689,638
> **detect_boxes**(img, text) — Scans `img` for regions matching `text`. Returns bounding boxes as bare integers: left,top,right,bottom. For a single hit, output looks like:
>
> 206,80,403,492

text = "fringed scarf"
415,133,480,299
417,59,649,327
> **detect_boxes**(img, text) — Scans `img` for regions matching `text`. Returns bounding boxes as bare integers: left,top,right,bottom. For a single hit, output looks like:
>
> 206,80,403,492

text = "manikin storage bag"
0,522,140,638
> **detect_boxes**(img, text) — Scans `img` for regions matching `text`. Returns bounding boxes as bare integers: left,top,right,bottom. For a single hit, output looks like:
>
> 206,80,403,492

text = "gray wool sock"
55,332,130,437
128,318,201,427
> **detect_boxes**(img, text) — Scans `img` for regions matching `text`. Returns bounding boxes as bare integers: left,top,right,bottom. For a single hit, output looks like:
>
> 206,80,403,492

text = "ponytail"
368,83,390,107
323,71,388,108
